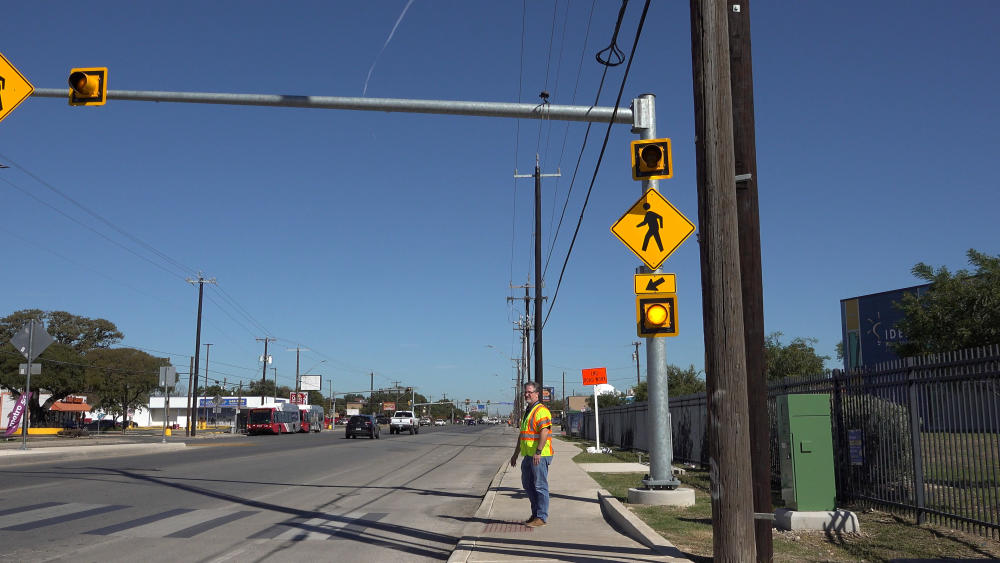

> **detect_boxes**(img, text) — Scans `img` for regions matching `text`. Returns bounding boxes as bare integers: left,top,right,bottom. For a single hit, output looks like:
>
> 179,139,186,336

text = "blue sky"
1,1,997,413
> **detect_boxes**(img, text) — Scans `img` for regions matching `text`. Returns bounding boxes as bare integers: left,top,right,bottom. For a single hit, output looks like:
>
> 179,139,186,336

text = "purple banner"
5,391,32,437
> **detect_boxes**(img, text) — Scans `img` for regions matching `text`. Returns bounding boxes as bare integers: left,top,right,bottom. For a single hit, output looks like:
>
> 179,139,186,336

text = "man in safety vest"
509,381,553,527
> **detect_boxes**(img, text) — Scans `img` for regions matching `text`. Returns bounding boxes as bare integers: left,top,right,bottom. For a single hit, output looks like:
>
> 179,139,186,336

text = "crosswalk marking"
249,511,388,542
0,503,116,529
86,508,195,536
99,507,252,538
166,510,257,538
0,501,62,518
2,504,127,531
0,502,388,542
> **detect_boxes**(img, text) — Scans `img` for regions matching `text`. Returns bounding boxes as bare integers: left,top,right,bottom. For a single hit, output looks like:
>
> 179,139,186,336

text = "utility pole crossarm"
31,89,634,125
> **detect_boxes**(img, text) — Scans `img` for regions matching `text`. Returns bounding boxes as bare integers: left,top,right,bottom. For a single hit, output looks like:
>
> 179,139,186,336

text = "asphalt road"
0,423,514,562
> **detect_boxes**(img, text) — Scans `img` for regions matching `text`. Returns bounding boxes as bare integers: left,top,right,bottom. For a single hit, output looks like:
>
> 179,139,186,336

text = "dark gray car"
345,414,380,439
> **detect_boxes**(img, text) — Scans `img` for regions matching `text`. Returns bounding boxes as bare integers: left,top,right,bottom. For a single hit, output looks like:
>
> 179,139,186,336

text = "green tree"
203,384,226,398
633,364,707,401
765,332,830,380
1,310,123,425
586,389,626,410
246,379,291,400
893,249,1000,356
307,390,326,409
85,347,167,431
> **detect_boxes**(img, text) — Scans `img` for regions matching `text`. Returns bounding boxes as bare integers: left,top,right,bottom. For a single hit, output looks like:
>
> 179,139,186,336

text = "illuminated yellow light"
645,304,669,326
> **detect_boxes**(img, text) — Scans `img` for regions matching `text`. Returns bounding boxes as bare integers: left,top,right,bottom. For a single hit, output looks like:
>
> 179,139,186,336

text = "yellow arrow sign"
0,53,34,125
635,273,676,294
611,189,695,271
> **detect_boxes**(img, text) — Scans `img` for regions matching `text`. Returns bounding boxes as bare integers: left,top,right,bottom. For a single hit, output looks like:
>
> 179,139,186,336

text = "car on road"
433,419,446,426
345,414,380,439
465,418,476,426
418,417,431,426
375,415,390,425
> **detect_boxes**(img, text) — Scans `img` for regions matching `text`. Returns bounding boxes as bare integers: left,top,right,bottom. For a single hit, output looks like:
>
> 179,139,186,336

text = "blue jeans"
520,455,552,522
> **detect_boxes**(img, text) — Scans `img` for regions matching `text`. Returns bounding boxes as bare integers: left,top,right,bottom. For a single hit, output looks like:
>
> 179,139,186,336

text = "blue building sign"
840,283,929,370
198,398,247,407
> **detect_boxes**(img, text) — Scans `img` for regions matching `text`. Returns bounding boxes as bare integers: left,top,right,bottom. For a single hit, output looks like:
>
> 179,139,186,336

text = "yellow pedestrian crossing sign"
610,189,695,271
0,53,34,125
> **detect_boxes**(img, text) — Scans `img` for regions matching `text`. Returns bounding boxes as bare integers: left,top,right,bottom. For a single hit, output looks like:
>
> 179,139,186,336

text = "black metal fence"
571,344,1000,538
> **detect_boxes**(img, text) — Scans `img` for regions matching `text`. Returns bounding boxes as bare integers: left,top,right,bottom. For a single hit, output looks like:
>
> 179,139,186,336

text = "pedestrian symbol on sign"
637,203,663,252
610,189,695,271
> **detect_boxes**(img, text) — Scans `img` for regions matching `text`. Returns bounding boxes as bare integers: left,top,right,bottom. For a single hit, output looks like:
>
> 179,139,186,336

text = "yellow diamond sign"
611,189,695,271
0,53,34,125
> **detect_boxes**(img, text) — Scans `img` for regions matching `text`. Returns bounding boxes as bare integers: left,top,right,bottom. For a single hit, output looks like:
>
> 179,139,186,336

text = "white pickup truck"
389,410,419,435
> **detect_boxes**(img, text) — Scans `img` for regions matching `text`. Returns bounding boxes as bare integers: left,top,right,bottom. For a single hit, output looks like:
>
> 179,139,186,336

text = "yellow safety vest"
519,402,553,456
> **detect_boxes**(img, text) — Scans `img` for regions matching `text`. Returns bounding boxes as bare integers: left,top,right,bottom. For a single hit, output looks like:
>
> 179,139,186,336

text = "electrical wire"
214,283,272,337
595,0,629,67
535,0,561,158
0,174,189,283
543,0,652,329
543,7,604,278
546,0,595,250
0,151,197,278
509,0,529,320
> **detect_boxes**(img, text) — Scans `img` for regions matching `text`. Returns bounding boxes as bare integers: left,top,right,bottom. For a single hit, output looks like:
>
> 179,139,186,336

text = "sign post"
581,368,608,453
10,320,54,450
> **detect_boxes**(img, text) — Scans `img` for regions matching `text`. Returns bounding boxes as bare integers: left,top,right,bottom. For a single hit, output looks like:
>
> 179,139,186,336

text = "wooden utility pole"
185,356,194,436
728,1,772,560
256,337,276,402
690,0,756,560
186,273,216,436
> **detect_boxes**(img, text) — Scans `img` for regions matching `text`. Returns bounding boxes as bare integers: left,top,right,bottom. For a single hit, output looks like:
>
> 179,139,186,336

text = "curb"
447,461,508,563
597,489,690,560
0,442,188,466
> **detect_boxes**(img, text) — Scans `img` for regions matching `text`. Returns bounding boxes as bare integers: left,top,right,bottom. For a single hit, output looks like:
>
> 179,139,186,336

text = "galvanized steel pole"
634,94,680,490
31,89,633,125
20,319,34,450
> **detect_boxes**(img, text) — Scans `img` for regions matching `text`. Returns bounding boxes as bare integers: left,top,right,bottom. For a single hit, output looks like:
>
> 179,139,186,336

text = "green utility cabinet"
778,394,836,511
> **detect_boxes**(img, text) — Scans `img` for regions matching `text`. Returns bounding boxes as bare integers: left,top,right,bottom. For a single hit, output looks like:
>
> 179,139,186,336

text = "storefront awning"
50,402,91,412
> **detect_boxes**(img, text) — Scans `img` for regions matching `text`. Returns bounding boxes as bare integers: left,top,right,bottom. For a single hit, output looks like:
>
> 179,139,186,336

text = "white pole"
594,385,601,453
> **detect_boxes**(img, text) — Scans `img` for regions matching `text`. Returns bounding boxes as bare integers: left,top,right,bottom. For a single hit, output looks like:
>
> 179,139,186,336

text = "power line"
0,151,197,278
0,174,189,282
543,0,651,329
543,0,607,260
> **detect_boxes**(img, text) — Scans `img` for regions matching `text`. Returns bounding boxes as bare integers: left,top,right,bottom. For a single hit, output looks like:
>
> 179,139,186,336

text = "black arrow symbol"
645,277,666,291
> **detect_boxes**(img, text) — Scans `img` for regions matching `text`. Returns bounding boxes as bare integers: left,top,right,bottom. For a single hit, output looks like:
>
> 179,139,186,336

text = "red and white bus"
247,403,301,434
298,404,324,433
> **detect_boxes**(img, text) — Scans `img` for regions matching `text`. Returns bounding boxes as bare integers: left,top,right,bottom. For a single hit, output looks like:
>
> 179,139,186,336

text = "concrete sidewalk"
449,438,690,562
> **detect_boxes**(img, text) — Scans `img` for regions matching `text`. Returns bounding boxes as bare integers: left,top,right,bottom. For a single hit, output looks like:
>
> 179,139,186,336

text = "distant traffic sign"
0,53,34,124
610,189,695,271
10,322,55,362
581,367,608,386
634,273,676,294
